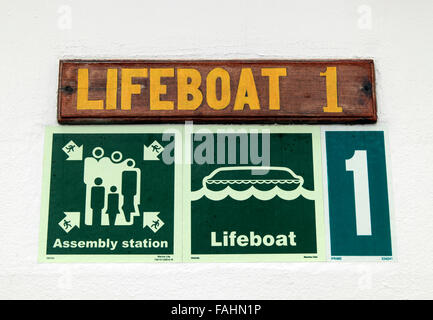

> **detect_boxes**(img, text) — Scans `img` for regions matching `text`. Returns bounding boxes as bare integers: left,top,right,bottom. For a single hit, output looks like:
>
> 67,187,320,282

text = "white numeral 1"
345,150,372,236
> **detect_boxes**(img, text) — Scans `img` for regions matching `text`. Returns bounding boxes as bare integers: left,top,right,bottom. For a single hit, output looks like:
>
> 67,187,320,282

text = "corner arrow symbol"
143,212,164,233
143,145,160,161
66,145,83,161
62,140,83,161
59,212,80,233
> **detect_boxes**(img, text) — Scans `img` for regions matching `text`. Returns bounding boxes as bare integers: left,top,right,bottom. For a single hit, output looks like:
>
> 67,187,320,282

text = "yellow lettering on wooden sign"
206,68,231,110
234,68,260,110
121,68,147,110
77,68,103,110
320,67,343,112
150,68,174,110
177,68,203,110
261,68,287,110
105,68,118,110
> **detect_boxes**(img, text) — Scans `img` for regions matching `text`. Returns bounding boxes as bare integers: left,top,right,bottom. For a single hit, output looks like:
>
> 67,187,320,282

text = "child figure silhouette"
106,186,120,226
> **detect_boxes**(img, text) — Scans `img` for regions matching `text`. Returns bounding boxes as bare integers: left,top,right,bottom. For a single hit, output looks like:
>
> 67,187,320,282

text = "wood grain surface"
58,60,377,124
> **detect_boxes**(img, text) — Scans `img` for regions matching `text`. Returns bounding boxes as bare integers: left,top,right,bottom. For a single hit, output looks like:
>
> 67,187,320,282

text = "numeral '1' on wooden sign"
320,67,343,113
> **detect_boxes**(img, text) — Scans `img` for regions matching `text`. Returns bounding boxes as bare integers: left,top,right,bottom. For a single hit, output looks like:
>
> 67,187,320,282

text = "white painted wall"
0,0,432,299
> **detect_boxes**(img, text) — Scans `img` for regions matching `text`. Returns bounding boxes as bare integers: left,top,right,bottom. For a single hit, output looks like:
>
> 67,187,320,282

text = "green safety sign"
183,126,325,262
38,126,393,262
324,130,393,260
39,127,183,262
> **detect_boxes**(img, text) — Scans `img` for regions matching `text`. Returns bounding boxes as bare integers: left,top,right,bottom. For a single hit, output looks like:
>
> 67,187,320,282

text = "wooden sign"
58,60,377,124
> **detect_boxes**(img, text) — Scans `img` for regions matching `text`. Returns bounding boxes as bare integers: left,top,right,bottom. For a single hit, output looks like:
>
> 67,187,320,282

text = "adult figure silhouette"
91,177,105,226
106,186,120,226
121,170,137,223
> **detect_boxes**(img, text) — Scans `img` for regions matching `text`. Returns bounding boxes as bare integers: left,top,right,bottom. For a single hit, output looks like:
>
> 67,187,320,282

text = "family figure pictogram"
84,147,142,227
89,171,139,226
